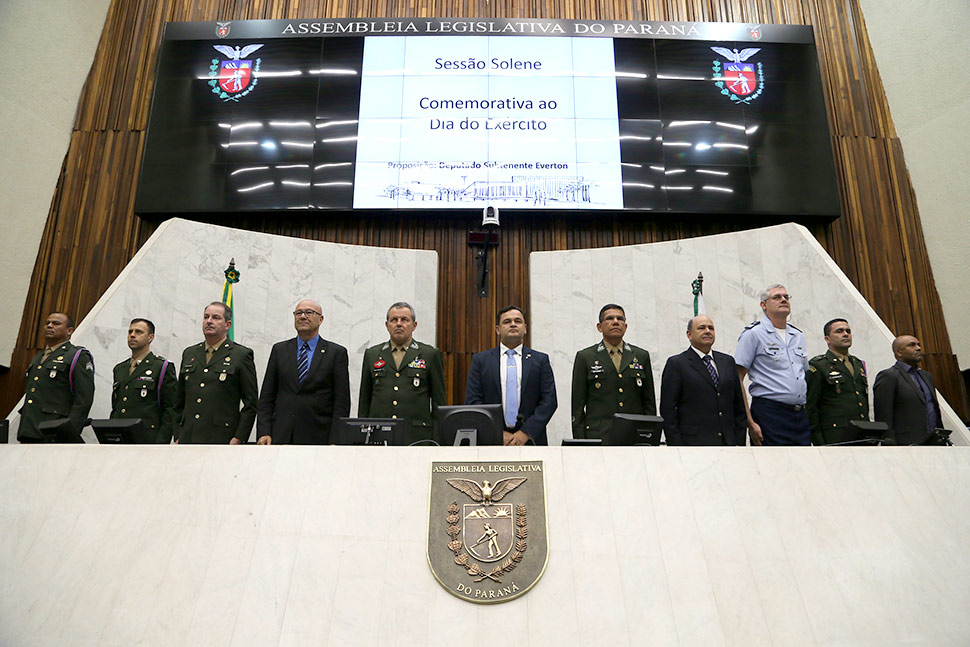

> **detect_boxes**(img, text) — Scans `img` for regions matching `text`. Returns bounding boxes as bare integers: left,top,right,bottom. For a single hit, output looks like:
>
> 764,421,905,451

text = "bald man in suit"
257,299,350,444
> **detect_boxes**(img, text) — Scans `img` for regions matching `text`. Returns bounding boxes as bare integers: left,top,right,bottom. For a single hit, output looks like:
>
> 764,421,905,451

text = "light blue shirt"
735,315,809,405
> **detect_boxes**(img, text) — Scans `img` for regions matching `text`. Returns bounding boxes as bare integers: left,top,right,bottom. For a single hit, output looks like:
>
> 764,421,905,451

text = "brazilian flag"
222,259,240,341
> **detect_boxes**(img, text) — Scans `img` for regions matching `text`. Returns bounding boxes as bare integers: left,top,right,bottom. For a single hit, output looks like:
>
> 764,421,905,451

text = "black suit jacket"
873,363,942,445
659,348,747,446
464,346,557,445
257,337,350,444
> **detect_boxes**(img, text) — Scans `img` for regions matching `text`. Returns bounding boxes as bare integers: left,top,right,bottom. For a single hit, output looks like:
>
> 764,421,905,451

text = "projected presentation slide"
352,36,623,210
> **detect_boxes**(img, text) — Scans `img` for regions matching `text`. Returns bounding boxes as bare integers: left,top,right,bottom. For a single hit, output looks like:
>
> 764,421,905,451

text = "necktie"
844,357,854,376
129,359,138,375
610,348,622,372
703,355,719,388
297,341,309,383
205,346,214,364
505,349,518,429
41,347,52,364
392,347,406,369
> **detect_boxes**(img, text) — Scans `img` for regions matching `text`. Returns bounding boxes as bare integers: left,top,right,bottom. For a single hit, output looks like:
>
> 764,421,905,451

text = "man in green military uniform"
358,302,446,445
110,318,177,443
571,304,656,440
17,312,95,443
806,318,869,445
175,302,258,444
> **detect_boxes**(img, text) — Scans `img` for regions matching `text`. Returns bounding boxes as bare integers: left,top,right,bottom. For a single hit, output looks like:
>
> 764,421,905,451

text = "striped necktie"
703,354,719,388
298,341,309,383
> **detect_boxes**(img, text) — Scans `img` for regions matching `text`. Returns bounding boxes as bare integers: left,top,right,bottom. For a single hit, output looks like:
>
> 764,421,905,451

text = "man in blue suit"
464,305,557,445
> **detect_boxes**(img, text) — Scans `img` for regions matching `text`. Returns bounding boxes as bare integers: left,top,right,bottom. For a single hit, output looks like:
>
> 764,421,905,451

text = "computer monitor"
607,414,664,446
35,418,84,443
437,405,504,446
90,418,155,444
562,438,603,447
829,420,890,446
334,418,405,446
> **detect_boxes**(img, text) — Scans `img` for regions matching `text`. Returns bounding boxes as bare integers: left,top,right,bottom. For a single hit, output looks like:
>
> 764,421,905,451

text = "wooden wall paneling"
1,0,967,422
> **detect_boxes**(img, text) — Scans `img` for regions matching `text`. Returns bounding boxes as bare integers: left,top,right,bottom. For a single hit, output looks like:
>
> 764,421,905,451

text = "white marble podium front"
1,445,968,646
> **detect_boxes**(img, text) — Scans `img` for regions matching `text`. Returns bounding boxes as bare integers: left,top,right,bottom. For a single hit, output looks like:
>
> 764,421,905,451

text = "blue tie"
505,349,518,428
297,341,309,383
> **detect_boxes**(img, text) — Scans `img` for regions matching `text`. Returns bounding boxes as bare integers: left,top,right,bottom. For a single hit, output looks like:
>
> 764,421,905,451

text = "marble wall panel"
530,223,967,446
4,218,438,440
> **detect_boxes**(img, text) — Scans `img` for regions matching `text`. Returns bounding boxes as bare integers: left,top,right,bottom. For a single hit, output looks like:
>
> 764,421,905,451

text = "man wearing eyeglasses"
256,299,350,445
734,284,811,445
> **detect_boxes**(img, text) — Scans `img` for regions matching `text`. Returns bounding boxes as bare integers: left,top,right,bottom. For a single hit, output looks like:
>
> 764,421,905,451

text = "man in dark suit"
358,302,445,445
660,314,747,446
464,305,557,446
571,303,655,440
18,312,95,442
175,302,258,444
257,299,350,445
873,335,943,445
110,318,177,443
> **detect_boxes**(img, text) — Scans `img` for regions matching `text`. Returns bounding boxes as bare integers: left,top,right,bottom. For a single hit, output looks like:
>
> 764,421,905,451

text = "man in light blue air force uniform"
734,284,811,445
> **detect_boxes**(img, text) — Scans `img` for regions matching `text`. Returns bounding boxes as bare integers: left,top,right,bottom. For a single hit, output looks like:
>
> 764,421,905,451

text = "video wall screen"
135,19,841,218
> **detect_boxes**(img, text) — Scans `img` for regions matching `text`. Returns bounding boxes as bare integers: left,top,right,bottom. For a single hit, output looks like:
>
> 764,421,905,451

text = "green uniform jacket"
175,339,258,444
110,352,178,443
18,341,95,441
358,339,446,445
806,350,869,445
571,341,656,440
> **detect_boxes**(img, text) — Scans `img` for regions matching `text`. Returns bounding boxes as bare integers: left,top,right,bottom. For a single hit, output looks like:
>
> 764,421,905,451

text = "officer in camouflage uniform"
18,312,95,442
571,303,656,440
175,302,258,444
358,302,446,445
110,318,177,443
806,318,869,445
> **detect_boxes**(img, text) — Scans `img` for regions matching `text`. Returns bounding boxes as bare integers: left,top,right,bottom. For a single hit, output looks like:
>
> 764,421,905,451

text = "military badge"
748,24,763,40
413,377,421,388
428,461,547,604
374,359,386,369
711,46,765,104
216,21,231,38
408,358,427,369
219,373,227,382
49,369,57,379
208,44,263,102
141,388,148,398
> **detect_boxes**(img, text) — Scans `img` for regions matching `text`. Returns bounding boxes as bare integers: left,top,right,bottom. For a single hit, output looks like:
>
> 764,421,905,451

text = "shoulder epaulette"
742,320,762,331
810,354,827,363
788,323,803,333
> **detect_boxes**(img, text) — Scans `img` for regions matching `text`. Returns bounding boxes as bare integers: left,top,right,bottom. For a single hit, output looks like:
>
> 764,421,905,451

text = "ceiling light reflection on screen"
622,182,656,189
237,182,275,192
314,162,352,170
668,120,710,128
280,141,314,148
230,166,269,175
613,71,649,79
320,136,358,143
230,122,262,131
712,143,749,150
663,185,693,190
316,120,359,129
745,125,759,134
665,169,686,175
220,141,258,148
695,143,712,151
276,164,310,169
715,122,745,130
662,141,691,147
702,186,734,193
649,165,665,172
620,163,642,168
281,180,311,187
313,181,353,187
253,70,303,77
696,169,729,176
618,135,653,141
269,120,312,128
308,68,359,75
656,75,707,81
260,141,277,150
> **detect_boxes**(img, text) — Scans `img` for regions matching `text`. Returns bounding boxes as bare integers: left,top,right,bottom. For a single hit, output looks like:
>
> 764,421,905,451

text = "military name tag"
428,460,547,604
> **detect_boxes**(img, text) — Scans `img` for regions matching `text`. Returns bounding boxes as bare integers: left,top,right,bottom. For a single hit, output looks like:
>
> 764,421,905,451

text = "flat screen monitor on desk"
334,418,405,446
90,418,155,444
607,414,664,446
437,405,504,446
36,418,84,443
